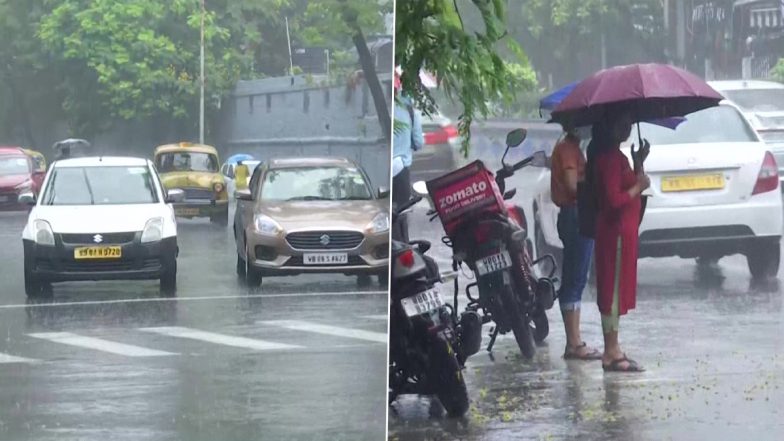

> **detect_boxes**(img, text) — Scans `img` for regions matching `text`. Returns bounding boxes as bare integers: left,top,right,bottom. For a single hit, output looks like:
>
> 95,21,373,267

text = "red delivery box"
426,160,507,236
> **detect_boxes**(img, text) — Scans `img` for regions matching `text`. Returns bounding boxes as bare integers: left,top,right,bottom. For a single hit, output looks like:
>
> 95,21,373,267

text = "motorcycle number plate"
476,250,512,276
401,288,446,318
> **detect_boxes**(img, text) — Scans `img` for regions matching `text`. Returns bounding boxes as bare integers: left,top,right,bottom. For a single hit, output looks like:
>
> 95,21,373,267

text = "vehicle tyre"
160,256,177,296
428,339,469,417
747,240,781,279
211,208,229,227
236,253,246,277
531,311,549,344
245,251,263,287
377,271,389,287
24,268,51,299
503,286,536,359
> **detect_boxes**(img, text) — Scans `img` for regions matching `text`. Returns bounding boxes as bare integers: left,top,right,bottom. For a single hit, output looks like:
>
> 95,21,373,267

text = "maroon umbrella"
550,63,723,128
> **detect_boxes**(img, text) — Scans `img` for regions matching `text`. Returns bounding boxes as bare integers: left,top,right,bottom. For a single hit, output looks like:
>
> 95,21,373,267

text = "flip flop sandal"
563,342,602,360
602,354,645,373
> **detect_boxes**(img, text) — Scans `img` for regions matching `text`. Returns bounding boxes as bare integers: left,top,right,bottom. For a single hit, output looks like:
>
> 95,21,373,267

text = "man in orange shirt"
550,128,600,360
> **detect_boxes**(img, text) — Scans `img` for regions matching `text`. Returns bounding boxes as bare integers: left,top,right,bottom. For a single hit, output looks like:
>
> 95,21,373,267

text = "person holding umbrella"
550,63,723,372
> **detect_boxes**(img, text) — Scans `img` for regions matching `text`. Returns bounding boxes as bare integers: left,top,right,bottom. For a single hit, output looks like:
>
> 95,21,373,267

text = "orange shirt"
550,136,585,208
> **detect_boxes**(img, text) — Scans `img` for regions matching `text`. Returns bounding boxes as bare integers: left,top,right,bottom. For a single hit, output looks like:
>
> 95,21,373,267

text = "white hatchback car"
20,156,181,297
529,102,783,278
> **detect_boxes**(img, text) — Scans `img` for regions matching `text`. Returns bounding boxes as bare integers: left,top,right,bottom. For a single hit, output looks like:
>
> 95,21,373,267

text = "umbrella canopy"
226,153,254,164
541,82,687,130
550,63,723,127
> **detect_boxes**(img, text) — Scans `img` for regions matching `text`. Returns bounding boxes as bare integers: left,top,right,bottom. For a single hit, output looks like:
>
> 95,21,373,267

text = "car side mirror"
531,151,548,167
235,189,253,201
377,187,390,199
166,188,185,203
18,192,36,206
506,128,527,148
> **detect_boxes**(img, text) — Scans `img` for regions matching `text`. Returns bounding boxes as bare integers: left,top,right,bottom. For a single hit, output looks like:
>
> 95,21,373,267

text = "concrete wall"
216,74,393,190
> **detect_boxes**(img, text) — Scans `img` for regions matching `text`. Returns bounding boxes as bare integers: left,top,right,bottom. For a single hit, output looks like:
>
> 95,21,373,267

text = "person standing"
235,161,250,191
391,70,424,242
589,115,650,373
550,128,601,360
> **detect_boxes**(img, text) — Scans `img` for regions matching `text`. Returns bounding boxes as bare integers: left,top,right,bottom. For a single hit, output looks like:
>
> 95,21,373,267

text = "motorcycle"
414,128,558,359
388,195,482,417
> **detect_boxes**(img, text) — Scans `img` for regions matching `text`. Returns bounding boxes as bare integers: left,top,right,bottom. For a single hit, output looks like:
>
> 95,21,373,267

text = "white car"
709,80,784,184
221,160,261,198
528,102,783,278
20,156,182,297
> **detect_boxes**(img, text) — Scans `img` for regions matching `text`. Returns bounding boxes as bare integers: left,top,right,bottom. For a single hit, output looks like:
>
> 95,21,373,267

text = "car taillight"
425,124,458,145
398,249,415,267
752,151,779,195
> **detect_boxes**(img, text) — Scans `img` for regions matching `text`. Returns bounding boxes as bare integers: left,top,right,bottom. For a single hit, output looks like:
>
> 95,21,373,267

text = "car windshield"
0,156,30,175
631,106,757,145
261,166,372,201
156,152,218,173
42,166,159,205
723,89,784,113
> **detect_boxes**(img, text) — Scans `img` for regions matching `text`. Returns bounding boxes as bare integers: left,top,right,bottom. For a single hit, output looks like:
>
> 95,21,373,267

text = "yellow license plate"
661,174,725,192
74,246,122,260
175,208,200,216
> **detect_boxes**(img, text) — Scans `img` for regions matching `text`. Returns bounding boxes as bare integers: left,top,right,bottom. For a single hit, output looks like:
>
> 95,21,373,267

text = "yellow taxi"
22,149,47,173
153,142,229,225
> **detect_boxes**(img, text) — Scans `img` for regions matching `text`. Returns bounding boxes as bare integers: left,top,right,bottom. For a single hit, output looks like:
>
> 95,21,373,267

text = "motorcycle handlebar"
392,195,422,218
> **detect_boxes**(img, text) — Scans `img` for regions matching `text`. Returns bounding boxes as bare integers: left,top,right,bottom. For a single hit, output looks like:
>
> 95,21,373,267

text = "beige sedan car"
233,157,390,286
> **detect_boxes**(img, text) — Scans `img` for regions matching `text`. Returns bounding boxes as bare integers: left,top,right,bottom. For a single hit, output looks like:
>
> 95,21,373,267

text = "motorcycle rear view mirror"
506,128,527,148
412,181,428,197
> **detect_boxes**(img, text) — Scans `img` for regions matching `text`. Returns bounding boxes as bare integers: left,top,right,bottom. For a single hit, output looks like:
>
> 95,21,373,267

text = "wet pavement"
389,125,784,440
0,209,387,441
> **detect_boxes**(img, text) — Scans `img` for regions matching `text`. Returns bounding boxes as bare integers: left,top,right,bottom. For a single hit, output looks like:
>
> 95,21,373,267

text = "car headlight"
15,180,33,194
368,212,390,234
141,217,164,243
33,220,55,246
254,214,281,235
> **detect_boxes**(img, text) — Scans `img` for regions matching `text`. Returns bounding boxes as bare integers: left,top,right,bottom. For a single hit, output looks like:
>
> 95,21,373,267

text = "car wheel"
356,274,372,287
24,267,51,299
747,240,781,280
377,271,389,287
245,249,263,287
160,255,177,297
236,253,247,277
211,208,229,227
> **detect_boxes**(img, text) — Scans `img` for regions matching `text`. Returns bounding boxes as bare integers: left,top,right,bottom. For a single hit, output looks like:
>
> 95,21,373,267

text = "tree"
37,0,264,138
772,59,784,83
395,0,537,155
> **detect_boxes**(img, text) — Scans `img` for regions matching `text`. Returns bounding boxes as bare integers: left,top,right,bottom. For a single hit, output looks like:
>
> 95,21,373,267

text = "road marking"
262,320,387,343
27,332,175,357
0,291,387,310
0,352,39,364
140,326,302,351
362,314,388,320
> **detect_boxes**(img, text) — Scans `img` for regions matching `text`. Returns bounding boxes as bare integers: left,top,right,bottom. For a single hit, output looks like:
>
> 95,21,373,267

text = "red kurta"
594,147,641,316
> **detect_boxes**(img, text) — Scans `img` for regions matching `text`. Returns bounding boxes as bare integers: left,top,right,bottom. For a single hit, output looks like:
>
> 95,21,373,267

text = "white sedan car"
20,156,181,297
529,102,783,278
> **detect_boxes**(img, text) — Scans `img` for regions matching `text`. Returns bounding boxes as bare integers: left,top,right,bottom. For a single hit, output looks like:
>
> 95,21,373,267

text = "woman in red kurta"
590,116,650,372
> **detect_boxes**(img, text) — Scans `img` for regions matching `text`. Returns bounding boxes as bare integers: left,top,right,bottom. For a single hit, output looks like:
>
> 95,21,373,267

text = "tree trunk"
350,24,391,143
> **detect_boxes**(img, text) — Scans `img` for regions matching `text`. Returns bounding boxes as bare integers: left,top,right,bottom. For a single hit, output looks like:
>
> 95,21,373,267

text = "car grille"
285,255,366,266
286,231,364,250
60,232,137,244
183,188,214,200
36,258,161,272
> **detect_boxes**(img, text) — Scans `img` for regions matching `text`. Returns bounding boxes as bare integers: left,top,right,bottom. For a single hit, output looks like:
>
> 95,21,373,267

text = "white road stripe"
362,315,388,320
28,332,176,357
140,326,302,351
0,352,39,364
262,320,387,343
0,291,387,310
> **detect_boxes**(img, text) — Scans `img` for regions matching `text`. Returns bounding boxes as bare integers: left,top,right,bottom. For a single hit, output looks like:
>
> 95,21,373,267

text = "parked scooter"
414,129,558,359
388,195,481,417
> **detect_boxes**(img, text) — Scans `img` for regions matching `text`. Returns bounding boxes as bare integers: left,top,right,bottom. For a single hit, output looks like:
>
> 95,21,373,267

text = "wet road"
0,209,387,441
389,125,784,440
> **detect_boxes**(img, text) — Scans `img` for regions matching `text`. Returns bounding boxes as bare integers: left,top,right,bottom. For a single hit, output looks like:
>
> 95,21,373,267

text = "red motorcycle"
417,129,557,359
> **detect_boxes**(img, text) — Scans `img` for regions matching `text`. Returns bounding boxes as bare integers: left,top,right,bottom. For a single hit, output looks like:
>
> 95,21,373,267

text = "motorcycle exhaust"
457,310,482,359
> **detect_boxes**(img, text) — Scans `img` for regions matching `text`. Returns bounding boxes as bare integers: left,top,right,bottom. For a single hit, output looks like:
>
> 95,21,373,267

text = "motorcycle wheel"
503,287,536,359
531,311,549,343
428,339,469,417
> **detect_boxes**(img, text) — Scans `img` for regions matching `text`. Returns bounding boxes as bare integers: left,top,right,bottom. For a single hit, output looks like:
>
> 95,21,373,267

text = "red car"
0,147,45,210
